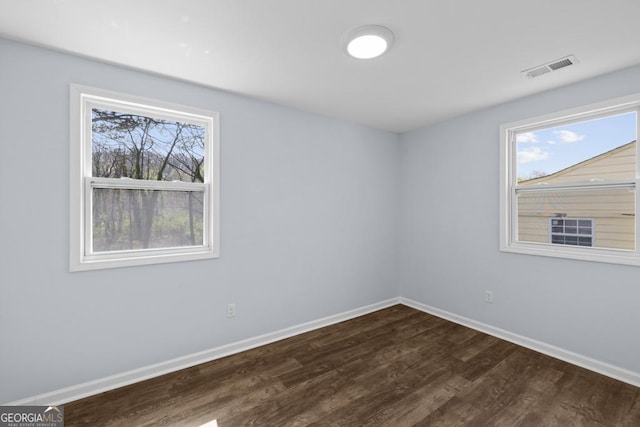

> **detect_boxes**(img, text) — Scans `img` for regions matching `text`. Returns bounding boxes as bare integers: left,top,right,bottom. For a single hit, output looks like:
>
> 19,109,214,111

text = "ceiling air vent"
521,55,578,79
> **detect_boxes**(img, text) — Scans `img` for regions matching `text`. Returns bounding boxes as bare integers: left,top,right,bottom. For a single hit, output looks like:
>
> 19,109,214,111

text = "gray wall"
3,34,640,404
398,63,640,374
0,38,399,403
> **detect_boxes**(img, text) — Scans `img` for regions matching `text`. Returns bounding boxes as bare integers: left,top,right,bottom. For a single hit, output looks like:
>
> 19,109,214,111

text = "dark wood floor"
65,305,640,426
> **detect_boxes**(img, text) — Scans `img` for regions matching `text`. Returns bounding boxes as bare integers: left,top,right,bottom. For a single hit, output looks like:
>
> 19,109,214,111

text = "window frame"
499,92,640,266
70,85,220,271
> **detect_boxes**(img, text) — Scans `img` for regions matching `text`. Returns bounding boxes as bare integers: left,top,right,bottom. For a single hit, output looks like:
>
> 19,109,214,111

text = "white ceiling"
2,0,640,132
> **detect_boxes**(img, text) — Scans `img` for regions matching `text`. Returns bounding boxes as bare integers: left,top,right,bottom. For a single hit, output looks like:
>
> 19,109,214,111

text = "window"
550,218,593,247
70,85,219,271
500,93,640,265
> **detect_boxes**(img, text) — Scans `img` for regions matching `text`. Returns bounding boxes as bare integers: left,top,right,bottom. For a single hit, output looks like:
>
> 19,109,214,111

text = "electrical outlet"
227,303,236,318
485,290,494,303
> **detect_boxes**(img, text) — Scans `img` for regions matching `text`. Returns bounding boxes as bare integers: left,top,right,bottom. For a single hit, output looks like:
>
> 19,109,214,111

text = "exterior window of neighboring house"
70,85,220,271
550,218,593,247
500,93,640,266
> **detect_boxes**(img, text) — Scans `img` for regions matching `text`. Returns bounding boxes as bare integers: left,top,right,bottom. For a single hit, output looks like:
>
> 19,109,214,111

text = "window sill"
500,241,640,267
70,248,218,272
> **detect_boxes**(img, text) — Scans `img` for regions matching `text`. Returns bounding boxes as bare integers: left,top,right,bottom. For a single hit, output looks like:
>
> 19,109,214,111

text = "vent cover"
522,55,578,79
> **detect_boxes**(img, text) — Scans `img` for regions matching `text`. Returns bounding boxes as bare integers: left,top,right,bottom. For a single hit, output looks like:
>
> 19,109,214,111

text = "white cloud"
516,132,538,143
517,146,549,164
553,129,585,143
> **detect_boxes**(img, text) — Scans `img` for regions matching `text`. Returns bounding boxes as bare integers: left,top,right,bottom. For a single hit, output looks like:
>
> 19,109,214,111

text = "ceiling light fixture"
344,25,394,59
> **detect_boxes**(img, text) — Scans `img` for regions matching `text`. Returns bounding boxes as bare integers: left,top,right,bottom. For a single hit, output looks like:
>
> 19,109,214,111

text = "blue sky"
516,111,637,180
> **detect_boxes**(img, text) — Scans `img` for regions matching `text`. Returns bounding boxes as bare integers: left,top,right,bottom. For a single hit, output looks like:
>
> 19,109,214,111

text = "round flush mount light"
344,25,394,59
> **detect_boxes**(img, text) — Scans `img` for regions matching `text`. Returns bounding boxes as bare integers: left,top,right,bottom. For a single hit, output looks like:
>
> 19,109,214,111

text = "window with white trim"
500,93,640,266
70,85,219,271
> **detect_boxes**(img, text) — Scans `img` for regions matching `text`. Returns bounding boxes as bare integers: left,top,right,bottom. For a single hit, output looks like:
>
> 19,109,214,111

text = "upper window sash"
82,99,215,182
506,105,640,185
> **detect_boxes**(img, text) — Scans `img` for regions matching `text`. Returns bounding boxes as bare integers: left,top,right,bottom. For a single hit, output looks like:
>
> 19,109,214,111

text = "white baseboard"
5,297,400,406
399,297,640,389
8,295,638,406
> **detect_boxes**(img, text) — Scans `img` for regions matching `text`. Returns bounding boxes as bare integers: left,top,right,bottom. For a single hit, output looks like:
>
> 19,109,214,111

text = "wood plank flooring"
64,305,640,426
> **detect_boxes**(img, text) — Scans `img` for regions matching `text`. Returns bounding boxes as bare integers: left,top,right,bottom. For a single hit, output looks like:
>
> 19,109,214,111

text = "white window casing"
500,92,640,266
70,85,220,271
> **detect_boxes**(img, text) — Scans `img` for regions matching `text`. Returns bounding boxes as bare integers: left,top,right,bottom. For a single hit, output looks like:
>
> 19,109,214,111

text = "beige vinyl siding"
517,141,636,250
520,142,635,185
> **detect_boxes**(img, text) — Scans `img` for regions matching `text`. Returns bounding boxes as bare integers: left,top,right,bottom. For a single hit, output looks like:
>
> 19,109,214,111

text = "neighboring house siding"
517,141,635,250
